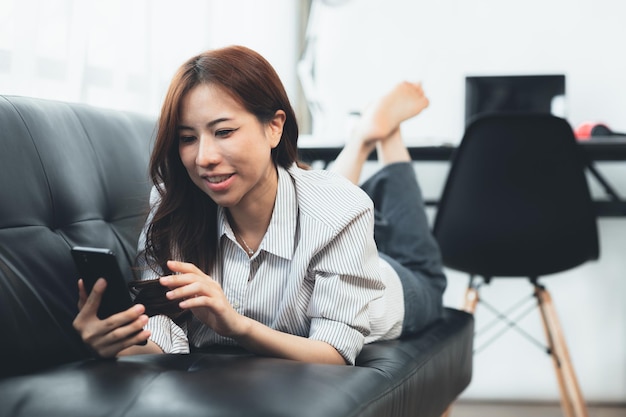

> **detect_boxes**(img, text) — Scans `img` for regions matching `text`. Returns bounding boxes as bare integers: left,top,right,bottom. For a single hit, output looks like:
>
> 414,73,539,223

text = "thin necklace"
235,229,255,256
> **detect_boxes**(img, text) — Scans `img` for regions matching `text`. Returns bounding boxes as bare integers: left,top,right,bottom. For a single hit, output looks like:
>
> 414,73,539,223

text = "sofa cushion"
0,95,155,375
0,308,473,417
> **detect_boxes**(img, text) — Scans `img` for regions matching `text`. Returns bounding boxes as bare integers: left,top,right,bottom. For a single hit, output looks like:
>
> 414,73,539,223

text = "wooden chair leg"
535,285,588,417
536,287,575,417
463,286,479,314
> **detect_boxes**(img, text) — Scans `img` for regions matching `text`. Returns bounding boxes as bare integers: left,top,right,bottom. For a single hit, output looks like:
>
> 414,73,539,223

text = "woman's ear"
267,110,286,148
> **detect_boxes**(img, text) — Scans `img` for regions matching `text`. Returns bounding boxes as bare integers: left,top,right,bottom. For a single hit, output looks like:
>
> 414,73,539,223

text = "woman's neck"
227,168,279,251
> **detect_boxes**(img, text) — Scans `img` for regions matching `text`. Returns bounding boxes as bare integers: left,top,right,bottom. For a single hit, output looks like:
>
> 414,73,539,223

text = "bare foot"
353,81,429,145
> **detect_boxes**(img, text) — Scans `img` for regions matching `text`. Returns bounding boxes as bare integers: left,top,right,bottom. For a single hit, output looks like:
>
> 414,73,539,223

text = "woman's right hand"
72,278,151,358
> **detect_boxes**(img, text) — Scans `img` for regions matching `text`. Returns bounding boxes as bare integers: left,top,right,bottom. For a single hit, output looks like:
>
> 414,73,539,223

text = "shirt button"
233,301,240,309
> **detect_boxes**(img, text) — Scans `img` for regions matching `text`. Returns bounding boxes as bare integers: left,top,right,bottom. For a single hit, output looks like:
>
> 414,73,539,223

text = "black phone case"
71,246,134,319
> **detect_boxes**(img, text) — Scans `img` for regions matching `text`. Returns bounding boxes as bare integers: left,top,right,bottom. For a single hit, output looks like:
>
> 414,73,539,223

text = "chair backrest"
433,113,599,278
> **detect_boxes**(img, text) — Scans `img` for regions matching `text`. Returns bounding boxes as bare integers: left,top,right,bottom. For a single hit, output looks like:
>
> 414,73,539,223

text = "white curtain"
0,0,301,117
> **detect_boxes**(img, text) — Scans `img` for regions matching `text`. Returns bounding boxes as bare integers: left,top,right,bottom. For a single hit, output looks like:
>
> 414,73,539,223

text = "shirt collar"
217,164,297,260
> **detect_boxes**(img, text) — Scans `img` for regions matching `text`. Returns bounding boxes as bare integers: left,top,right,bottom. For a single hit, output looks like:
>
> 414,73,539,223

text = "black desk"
298,137,626,217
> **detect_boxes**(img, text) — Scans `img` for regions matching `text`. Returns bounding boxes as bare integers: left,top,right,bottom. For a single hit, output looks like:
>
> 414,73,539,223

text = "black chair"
433,113,599,417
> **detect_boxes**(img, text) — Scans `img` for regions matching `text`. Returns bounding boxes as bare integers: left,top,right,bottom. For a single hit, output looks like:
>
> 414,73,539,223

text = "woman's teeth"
207,174,232,184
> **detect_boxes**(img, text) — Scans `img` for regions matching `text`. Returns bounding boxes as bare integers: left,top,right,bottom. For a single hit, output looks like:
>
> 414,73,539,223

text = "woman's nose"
195,136,221,166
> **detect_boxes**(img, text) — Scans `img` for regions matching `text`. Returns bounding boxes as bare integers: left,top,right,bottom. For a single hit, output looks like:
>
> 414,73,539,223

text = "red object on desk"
575,121,614,140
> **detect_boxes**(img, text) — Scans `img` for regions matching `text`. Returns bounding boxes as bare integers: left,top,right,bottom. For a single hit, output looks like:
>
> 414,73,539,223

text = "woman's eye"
215,129,236,138
179,135,196,144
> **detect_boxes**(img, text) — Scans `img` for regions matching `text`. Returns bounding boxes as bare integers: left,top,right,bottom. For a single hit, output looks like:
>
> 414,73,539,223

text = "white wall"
205,1,300,109
309,0,626,403
0,0,300,119
309,0,626,145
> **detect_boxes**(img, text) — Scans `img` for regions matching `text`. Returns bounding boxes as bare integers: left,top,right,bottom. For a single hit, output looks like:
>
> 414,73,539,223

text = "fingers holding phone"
71,246,151,357
73,281,151,358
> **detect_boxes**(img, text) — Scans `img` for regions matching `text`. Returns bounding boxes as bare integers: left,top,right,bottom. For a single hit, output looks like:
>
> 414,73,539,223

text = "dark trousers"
360,162,447,335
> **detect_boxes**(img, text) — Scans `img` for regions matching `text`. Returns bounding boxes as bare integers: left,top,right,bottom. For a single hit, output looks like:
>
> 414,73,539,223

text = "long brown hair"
144,45,300,275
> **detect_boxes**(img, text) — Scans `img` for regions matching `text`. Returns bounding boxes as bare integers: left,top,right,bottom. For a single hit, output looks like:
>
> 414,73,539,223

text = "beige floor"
451,401,626,417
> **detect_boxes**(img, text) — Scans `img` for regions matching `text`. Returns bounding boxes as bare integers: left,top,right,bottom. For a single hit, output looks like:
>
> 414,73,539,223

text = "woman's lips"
202,173,235,192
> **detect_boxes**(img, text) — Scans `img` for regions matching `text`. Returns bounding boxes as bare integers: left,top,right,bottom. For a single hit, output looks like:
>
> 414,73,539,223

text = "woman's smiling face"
177,83,285,210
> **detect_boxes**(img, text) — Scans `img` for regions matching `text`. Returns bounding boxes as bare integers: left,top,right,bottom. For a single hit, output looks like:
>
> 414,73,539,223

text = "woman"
73,45,446,365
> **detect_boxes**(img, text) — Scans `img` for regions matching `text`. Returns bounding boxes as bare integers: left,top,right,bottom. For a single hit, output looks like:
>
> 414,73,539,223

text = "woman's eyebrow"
177,118,232,131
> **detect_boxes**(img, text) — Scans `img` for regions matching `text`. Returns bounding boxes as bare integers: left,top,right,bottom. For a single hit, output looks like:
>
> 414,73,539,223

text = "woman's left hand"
160,260,248,338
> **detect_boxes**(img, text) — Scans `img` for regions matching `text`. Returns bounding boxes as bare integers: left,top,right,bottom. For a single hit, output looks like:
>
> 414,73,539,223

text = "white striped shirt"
140,164,404,365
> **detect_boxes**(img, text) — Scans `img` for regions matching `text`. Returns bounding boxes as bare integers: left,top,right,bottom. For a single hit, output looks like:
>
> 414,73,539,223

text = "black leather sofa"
0,95,474,417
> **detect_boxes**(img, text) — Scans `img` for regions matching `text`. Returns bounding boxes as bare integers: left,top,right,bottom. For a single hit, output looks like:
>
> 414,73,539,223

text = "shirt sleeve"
145,314,190,354
306,209,385,365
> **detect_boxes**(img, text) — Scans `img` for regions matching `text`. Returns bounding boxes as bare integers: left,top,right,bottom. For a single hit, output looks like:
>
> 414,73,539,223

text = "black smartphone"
71,246,135,319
